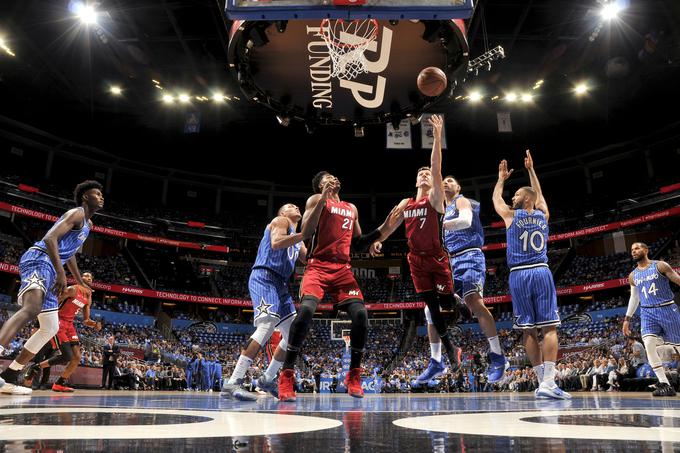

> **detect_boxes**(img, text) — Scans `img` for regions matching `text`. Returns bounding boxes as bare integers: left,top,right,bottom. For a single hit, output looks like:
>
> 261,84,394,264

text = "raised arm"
493,159,515,228
300,179,336,240
524,150,549,220
428,114,445,213
657,261,680,286
298,243,308,264
375,199,408,243
269,216,304,250
623,273,639,337
368,199,408,256
43,208,86,295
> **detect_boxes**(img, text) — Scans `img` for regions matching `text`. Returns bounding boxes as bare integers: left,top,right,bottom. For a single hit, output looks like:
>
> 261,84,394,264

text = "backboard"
225,0,475,20
227,19,470,127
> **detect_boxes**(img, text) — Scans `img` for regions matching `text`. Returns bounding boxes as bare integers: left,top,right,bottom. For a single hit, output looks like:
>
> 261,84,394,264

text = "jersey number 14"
640,283,659,299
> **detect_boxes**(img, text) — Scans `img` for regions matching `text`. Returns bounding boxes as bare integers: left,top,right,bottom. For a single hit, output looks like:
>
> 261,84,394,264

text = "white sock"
533,364,544,383
543,361,556,386
264,358,283,381
653,365,670,385
9,361,23,371
488,336,502,355
430,342,442,362
0,345,4,355
227,355,252,384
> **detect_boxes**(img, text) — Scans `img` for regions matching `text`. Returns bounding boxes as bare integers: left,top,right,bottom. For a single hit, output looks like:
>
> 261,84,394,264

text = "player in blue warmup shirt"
0,180,103,395
441,175,508,384
492,150,570,400
623,242,680,397
221,203,308,401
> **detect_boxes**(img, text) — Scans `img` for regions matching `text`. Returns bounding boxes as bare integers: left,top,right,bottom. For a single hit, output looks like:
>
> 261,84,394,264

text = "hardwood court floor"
1,390,679,452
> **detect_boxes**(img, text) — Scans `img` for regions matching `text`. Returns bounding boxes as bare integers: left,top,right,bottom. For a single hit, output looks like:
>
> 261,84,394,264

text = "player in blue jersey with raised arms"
0,180,103,394
623,242,680,397
441,176,507,383
221,202,309,401
492,150,570,399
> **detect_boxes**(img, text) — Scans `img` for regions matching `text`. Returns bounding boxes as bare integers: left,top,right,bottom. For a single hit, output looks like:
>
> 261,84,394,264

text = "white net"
342,329,351,351
320,18,379,80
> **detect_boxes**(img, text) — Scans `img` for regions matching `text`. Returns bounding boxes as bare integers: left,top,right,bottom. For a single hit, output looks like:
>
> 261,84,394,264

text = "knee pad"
345,301,368,329
24,311,59,354
643,335,664,366
250,321,276,347
299,297,318,320
51,342,74,365
287,296,318,350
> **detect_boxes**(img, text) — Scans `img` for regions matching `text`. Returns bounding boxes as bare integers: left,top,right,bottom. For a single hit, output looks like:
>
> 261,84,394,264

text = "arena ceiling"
0,0,678,184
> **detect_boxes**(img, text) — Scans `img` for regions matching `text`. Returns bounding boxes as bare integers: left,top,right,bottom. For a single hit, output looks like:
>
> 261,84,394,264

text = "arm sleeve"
626,285,640,318
442,208,473,231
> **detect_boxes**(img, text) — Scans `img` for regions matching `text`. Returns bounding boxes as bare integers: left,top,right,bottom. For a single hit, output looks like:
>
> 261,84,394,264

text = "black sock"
0,368,20,382
282,346,299,370
350,348,363,369
56,377,66,385
345,301,367,369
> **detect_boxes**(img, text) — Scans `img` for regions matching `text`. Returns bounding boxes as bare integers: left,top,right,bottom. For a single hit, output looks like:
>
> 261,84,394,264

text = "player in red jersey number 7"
370,115,462,384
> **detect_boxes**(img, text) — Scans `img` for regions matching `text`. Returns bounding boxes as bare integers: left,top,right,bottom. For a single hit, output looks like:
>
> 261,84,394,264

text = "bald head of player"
443,175,461,197
277,203,302,223
415,166,433,190
312,171,341,194
631,242,649,262
511,186,538,209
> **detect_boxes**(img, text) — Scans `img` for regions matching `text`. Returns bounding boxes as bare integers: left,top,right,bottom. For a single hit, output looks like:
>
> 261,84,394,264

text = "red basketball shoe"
278,369,296,402
344,368,364,398
52,382,75,393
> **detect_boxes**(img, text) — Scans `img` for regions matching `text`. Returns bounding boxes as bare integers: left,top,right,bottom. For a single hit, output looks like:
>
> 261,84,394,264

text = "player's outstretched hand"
369,241,383,257
498,159,514,181
524,149,534,170
385,204,404,230
428,114,443,139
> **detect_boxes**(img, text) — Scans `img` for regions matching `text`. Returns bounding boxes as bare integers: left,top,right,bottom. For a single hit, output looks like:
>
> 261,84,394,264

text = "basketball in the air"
417,67,448,97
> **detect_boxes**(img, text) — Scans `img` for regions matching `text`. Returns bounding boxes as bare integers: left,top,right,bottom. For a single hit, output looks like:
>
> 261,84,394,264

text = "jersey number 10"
519,230,545,253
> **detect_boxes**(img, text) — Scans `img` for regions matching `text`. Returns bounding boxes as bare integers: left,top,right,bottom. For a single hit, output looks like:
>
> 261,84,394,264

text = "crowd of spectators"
3,299,680,395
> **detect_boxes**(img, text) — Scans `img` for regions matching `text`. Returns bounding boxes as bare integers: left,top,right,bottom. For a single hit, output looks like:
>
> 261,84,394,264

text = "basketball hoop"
320,18,379,81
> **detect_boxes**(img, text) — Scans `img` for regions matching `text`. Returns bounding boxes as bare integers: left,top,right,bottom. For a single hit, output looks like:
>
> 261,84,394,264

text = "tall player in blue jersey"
623,242,680,397
441,176,507,383
221,202,309,401
0,180,103,394
493,151,570,399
